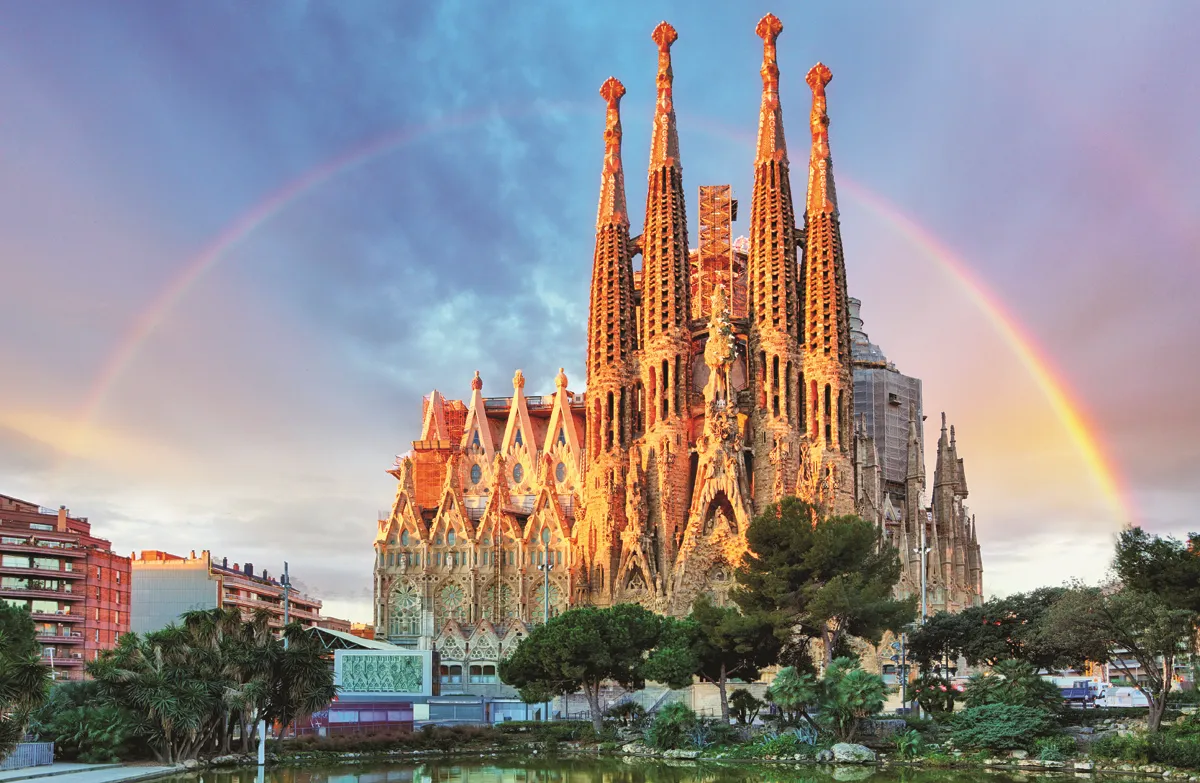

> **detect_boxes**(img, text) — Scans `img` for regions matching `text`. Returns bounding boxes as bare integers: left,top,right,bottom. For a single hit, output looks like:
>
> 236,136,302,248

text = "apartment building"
0,494,131,679
131,549,322,633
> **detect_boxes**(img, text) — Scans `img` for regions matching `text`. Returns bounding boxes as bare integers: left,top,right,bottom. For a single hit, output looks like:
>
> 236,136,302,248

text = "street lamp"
538,527,553,722
914,520,931,625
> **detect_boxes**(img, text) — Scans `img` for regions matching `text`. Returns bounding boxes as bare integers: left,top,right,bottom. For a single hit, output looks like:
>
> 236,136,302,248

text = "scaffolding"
692,185,740,319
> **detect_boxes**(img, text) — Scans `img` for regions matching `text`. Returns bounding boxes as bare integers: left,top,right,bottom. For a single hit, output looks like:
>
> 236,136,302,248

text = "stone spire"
800,61,854,515
640,20,691,580
746,13,803,512
586,77,637,458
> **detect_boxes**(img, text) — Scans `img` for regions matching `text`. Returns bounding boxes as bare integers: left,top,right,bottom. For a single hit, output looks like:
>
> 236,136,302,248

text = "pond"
166,758,1147,783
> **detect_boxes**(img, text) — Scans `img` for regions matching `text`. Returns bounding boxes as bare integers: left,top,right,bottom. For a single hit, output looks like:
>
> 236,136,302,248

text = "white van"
1097,686,1150,708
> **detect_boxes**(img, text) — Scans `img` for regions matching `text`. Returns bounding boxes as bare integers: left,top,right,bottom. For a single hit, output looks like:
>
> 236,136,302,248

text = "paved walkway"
0,765,179,783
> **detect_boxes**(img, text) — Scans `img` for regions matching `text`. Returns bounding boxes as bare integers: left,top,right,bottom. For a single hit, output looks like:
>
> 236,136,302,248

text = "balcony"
0,585,77,601
30,610,83,623
0,539,87,557
0,564,85,579
44,654,85,666
36,631,84,644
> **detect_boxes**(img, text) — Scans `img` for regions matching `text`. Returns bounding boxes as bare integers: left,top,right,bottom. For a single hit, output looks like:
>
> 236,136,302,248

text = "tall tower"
582,77,638,605
746,13,803,512
799,62,855,516
639,21,692,574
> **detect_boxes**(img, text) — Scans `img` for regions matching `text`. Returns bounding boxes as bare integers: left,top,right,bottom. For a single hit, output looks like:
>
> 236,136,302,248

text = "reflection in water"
173,759,1146,783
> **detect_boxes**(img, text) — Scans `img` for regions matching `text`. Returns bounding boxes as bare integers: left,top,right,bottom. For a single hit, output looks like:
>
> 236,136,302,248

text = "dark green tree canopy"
1115,527,1200,612
0,603,51,761
734,497,914,663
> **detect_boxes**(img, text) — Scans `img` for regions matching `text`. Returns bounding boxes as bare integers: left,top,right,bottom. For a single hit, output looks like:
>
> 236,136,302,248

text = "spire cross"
756,14,783,94
807,62,833,146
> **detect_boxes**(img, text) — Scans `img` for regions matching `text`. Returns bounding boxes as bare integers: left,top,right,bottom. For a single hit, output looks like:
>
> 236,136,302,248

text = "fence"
0,743,55,772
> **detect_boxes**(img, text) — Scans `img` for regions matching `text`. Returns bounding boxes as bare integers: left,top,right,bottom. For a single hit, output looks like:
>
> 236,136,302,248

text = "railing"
0,742,55,771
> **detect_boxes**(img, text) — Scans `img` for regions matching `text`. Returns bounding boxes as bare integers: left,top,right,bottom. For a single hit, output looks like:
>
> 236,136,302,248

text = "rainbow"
67,106,1135,528
843,181,1134,528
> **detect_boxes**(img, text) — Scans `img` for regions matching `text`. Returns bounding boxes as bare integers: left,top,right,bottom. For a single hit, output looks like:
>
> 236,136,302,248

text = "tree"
1044,586,1194,732
906,610,970,672
87,608,334,761
729,689,764,727
734,496,915,666
658,595,780,724
961,659,1063,713
30,681,147,763
765,665,818,728
818,657,888,743
0,604,50,761
498,604,688,734
1114,527,1200,612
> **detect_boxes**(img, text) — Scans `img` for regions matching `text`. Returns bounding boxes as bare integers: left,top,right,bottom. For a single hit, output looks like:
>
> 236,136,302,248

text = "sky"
1,2,1197,623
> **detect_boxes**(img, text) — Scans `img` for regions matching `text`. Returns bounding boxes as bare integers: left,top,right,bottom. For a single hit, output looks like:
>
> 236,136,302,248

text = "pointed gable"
461,371,496,459
420,389,450,441
500,370,536,455
542,368,582,458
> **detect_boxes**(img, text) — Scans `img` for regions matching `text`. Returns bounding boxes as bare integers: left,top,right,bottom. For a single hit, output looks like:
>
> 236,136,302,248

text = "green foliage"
893,729,923,759
909,673,959,716
499,604,680,733
0,603,50,761
765,666,818,727
949,704,1058,750
1045,585,1196,731
283,724,498,755
493,720,596,741
817,657,887,743
645,703,700,751
733,497,915,666
30,681,148,762
1091,731,1152,763
729,689,765,726
744,730,816,758
962,659,1063,714
603,701,647,727
87,608,334,762
1034,734,1077,761
1114,527,1200,613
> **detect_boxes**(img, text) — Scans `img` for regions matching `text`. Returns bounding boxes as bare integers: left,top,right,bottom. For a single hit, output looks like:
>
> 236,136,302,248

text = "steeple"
639,20,691,581
934,412,953,490
746,13,803,512
586,77,637,458
906,403,925,487
799,61,855,515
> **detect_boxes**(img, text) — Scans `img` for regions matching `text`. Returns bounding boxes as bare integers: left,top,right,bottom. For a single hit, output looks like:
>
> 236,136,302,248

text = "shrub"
962,660,1063,714
1147,734,1200,769
604,701,647,728
494,720,595,741
729,689,765,727
893,729,923,760
1092,732,1200,770
645,703,698,751
1034,734,1077,761
910,674,959,716
950,704,1058,751
745,729,817,758
30,681,149,763
817,657,887,743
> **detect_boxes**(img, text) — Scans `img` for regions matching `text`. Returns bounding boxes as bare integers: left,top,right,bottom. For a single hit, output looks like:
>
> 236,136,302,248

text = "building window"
400,530,409,546
115,571,120,583
115,611,120,625
95,630,99,643
512,463,524,483
447,530,456,547
33,557,59,570
30,523,53,532
555,462,566,483
387,553,394,567
470,464,482,485
439,664,462,685
469,664,497,684
1,554,27,568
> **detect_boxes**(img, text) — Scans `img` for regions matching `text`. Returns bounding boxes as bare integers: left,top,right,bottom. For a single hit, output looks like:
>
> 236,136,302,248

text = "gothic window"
472,430,481,448
555,462,566,483
483,583,515,621
513,463,524,483
447,530,456,547
436,584,467,627
482,535,492,547
558,427,566,446
387,552,394,567
470,464,482,484
388,582,421,637
400,530,409,546
435,534,443,546
514,429,523,447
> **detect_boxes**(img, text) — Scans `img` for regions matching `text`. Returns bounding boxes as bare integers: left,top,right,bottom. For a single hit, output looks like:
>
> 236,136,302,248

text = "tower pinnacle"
648,22,681,171
597,77,629,228
754,13,787,165
806,62,837,215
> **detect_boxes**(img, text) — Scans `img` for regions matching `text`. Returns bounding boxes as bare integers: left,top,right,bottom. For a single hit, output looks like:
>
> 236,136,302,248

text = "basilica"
371,15,984,677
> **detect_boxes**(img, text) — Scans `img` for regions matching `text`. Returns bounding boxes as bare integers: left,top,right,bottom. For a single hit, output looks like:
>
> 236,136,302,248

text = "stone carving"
340,653,424,694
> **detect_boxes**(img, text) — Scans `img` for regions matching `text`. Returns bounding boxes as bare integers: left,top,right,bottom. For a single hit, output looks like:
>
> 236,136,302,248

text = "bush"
950,704,1058,751
645,703,699,751
910,674,959,716
1091,732,1200,770
962,660,1063,714
494,720,595,741
604,702,647,728
729,689,765,727
283,724,498,755
744,729,817,758
893,729,923,760
30,681,148,763
1034,734,1077,761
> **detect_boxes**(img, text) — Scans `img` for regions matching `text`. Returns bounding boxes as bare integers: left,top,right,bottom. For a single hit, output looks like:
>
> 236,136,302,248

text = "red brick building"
0,494,131,679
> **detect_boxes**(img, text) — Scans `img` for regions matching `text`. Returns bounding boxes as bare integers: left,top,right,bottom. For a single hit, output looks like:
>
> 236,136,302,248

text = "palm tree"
0,605,51,761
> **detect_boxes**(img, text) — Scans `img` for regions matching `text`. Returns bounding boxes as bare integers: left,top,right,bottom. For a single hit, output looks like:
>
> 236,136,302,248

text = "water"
167,758,1145,783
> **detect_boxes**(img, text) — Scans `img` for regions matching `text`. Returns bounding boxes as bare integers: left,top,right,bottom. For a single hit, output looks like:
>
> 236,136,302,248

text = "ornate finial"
648,22,681,170
652,20,678,52
940,411,947,432
950,424,956,446
471,370,483,391
555,367,568,389
756,14,783,92
513,369,525,391
597,77,629,228
807,63,833,141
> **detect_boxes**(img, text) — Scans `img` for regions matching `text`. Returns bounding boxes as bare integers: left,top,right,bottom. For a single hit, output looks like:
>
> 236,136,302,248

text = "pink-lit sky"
1,2,1197,622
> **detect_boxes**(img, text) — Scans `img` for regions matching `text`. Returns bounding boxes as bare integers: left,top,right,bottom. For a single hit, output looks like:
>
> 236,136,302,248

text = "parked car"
1097,685,1150,708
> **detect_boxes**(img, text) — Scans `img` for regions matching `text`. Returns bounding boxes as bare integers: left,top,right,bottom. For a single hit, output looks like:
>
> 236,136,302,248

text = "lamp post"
914,521,931,625
538,527,553,721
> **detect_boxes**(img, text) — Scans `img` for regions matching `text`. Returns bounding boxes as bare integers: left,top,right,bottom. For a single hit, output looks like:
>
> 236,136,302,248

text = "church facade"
372,16,983,680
